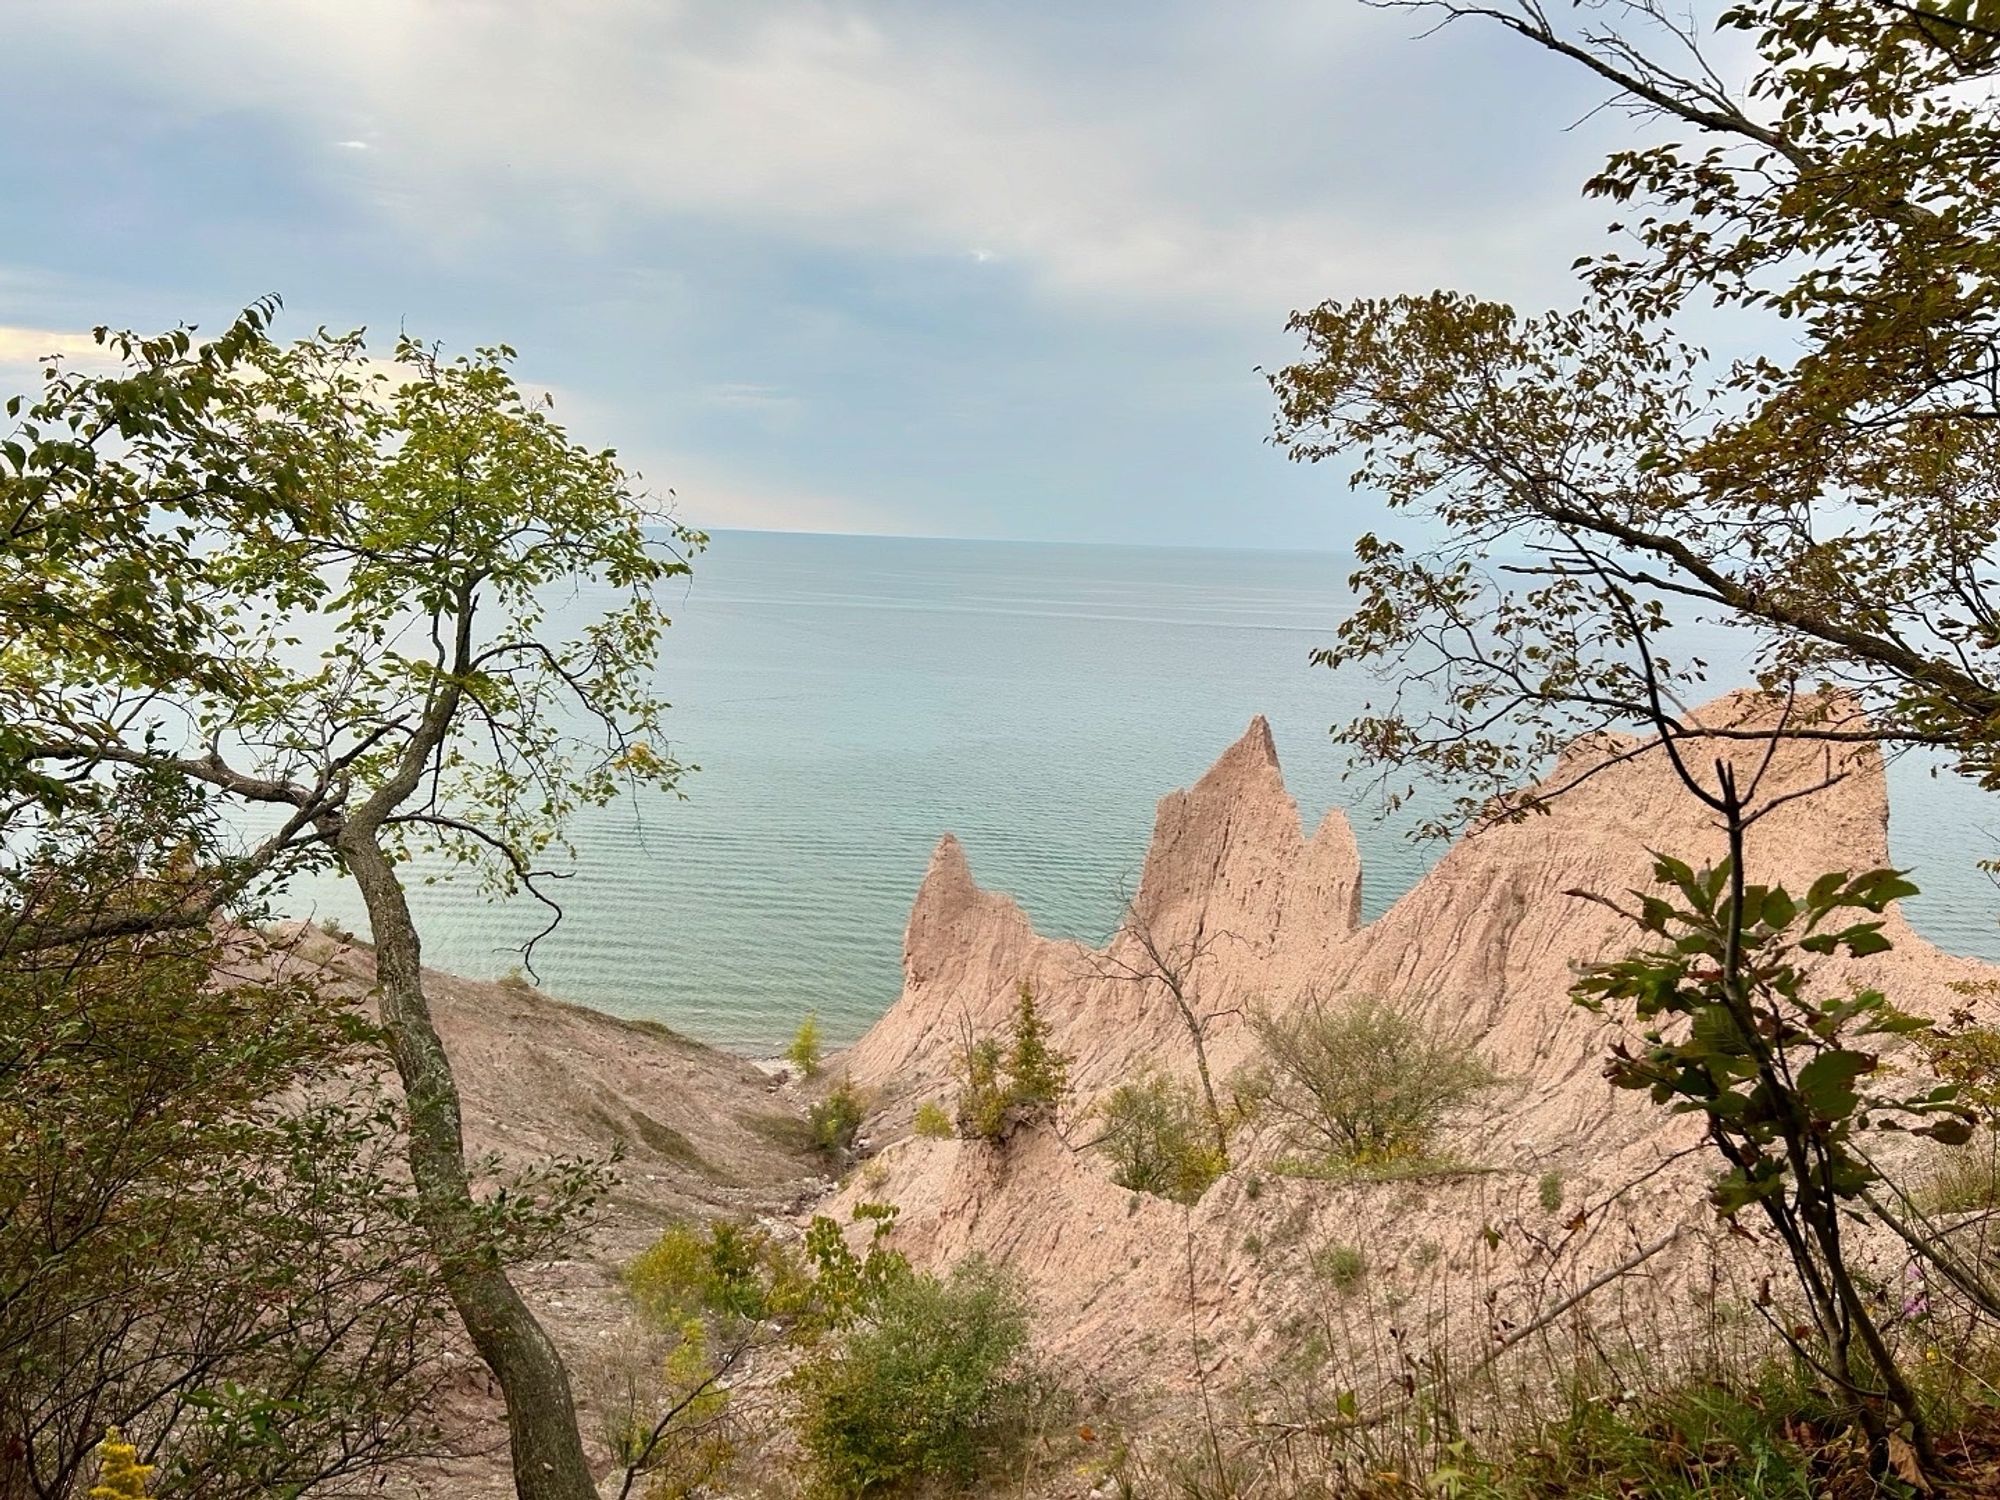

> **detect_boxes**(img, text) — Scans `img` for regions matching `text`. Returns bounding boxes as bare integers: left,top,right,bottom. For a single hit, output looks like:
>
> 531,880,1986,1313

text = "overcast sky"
3,1,1640,547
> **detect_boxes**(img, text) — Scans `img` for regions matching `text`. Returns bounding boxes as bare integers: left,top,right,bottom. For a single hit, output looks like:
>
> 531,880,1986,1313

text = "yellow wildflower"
90,1430,152,1500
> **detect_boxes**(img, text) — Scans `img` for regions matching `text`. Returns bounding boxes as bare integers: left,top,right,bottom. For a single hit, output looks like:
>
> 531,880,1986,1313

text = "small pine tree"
913,1100,955,1139
955,983,1071,1139
956,1037,1010,1139
788,1014,824,1079
90,1431,152,1500
1005,982,1067,1108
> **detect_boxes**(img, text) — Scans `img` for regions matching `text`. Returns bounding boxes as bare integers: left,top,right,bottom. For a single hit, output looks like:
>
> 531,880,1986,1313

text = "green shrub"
792,1256,1043,1494
956,983,1071,1139
1005,982,1068,1105
798,1203,910,1330
1538,1170,1565,1213
789,1013,824,1079
1242,994,1494,1169
1094,1073,1225,1204
615,1207,909,1495
626,1219,807,1327
913,1099,955,1139
956,1036,1010,1139
810,1078,866,1157
1312,1243,1366,1293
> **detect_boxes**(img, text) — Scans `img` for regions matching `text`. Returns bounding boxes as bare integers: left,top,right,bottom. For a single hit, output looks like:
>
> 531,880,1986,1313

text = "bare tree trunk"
340,831,598,1500
1120,915,1231,1165
1176,995,1230,1164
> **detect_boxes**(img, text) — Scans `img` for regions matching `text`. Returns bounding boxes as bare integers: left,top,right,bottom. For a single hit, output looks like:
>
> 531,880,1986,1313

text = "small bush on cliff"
956,983,1072,1139
789,1013,825,1079
1311,1243,1367,1294
1538,1171,1565,1213
1242,994,1494,1171
612,1206,910,1496
956,1037,1010,1139
810,1078,866,1157
1094,1073,1225,1204
792,1255,1048,1495
627,1220,810,1326
913,1100,955,1139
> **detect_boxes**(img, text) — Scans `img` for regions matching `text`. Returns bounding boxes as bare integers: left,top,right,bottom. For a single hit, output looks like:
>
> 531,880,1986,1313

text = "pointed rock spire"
1134,716,1306,950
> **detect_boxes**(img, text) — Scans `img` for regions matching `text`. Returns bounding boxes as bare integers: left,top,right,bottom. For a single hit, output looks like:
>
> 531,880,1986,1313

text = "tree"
1269,7,2000,1477
0,775,513,1499
1090,1073,1226,1204
2,310,700,1500
1272,0,2000,833
1096,905,1233,1163
953,984,1071,1140
788,1014,824,1079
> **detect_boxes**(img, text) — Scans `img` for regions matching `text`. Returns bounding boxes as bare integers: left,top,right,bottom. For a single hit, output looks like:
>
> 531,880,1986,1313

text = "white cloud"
30,1,1609,319
0,326,108,364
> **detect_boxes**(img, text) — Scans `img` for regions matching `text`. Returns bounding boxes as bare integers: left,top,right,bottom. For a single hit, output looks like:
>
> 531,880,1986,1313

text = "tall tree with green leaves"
1,308,700,1500
1272,0,2000,831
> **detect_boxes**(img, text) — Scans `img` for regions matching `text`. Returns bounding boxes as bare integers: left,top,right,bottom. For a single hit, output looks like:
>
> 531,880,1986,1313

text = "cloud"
24,1,1610,320
0,326,109,364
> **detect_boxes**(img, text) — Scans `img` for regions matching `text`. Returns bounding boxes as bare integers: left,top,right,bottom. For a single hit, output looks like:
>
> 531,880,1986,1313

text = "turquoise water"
282,529,2000,1052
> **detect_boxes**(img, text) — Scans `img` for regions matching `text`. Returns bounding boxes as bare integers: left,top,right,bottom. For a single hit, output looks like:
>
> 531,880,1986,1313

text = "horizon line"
688,522,1351,558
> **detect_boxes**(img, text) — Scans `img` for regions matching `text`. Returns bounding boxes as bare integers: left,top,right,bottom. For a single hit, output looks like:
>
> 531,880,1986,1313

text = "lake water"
282,529,2000,1052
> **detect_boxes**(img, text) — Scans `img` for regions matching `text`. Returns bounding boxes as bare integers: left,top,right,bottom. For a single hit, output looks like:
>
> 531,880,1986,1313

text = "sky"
2,1,1644,548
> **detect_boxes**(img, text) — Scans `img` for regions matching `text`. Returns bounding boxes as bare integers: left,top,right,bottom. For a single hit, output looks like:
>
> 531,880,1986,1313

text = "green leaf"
1795,1050,1874,1122
1921,1116,1975,1148
1652,852,1697,895
1759,887,1798,929
1838,925,1893,959
1849,869,1919,909
1690,1003,1750,1058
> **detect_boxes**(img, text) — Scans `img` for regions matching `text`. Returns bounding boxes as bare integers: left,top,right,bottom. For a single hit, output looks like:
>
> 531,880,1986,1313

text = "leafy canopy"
1273,0,2000,829
3,309,699,937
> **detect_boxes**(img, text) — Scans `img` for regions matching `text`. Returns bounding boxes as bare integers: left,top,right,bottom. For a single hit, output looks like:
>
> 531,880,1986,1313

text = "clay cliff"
834,696,2000,1406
